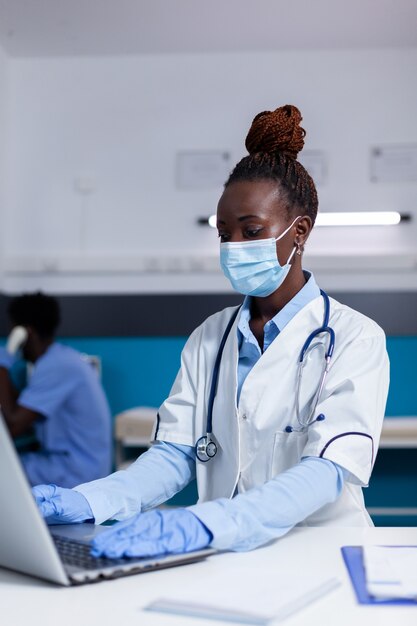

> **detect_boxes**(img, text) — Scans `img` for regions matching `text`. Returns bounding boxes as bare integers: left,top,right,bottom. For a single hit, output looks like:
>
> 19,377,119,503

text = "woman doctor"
34,104,389,558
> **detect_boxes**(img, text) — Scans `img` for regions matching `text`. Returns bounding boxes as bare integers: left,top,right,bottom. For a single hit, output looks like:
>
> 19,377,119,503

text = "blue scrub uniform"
17,343,112,488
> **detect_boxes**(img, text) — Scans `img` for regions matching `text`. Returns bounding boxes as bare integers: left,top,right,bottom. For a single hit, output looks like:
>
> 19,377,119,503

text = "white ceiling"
0,0,416,57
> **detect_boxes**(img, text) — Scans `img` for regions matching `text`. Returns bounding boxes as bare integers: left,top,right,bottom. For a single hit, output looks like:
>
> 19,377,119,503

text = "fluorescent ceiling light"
315,211,402,226
202,211,407,228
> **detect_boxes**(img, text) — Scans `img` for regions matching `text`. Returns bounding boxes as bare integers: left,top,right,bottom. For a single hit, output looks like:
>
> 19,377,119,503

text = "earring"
295,241,302,256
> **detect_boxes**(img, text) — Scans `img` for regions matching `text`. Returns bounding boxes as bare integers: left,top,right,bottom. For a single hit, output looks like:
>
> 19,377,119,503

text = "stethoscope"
195,290,335,462
286,289,335,433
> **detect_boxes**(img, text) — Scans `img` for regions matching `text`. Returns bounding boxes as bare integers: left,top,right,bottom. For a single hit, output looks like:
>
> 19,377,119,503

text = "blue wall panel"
59,336,187,416
385,337,417,416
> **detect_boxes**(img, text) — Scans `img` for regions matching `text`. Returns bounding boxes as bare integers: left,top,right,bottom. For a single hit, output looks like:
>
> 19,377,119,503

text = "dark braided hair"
225,105,318,225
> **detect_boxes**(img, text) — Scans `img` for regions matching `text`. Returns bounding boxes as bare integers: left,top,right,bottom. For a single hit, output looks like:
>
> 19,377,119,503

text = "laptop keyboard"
53,535,131,570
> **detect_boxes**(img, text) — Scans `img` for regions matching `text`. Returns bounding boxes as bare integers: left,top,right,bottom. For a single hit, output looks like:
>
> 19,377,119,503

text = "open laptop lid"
0,413,215,586
0,413,70,585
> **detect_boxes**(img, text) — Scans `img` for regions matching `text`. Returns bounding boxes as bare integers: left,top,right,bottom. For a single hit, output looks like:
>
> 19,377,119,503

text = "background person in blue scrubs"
0,292,112,488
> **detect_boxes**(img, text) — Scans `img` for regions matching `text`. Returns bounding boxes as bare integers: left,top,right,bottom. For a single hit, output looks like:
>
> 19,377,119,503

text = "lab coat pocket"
270,430,308,478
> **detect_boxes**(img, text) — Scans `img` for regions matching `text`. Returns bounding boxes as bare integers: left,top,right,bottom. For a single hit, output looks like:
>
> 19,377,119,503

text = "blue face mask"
220,217,300,297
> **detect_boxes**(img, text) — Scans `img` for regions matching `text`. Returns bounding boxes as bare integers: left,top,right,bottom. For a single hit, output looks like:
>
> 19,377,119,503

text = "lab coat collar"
237,270,320,342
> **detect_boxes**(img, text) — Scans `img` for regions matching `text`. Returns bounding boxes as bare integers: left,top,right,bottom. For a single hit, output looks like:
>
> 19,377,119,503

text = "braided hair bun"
225,103,318,224
245,104,306,161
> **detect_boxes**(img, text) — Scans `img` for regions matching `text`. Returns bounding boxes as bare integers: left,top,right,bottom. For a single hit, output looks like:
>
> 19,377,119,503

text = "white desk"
1,527,416,626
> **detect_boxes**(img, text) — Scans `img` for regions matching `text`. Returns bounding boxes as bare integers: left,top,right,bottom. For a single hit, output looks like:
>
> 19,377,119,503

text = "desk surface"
1,526,416,626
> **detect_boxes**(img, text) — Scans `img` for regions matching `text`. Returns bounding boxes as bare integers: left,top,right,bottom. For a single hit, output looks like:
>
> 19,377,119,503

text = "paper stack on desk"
363,546,417,600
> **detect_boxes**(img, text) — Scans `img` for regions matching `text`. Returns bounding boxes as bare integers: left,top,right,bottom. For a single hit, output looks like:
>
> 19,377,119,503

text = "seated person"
0,292,112,488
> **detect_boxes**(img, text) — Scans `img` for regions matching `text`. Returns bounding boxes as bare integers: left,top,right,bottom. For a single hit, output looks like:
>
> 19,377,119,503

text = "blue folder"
341,546,417,605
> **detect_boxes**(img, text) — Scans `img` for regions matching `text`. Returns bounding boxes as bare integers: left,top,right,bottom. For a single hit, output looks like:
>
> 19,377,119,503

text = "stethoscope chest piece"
196,435,218,462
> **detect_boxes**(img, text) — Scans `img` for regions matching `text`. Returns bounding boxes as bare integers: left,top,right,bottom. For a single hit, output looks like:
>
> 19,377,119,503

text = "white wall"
0,44,8,291
3,48,417,293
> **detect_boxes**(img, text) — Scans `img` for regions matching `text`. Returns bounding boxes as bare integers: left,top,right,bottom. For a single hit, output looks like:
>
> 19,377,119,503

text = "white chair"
114,406,158,469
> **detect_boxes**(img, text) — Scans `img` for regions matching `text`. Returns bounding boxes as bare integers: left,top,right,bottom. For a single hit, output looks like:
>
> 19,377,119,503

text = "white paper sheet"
363,545,417,600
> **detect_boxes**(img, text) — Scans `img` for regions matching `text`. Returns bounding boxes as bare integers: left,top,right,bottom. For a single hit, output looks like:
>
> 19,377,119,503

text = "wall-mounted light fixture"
197,216,218,227
315,211,410,226
198,212,411,228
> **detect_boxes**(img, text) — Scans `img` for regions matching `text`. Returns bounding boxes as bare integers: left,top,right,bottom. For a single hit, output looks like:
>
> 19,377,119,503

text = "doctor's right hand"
32,484,95,525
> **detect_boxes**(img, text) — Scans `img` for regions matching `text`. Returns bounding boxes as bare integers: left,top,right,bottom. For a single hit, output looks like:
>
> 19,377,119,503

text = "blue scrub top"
17,343,112,488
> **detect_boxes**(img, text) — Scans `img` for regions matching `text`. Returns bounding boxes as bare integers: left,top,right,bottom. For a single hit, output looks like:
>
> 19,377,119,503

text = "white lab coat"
154,295,390,526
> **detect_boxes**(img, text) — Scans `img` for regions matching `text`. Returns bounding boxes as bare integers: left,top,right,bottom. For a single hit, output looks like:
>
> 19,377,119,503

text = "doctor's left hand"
90,508,212,559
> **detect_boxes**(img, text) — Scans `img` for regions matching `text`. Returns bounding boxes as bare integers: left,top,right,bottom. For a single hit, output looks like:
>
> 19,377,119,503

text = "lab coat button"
241,414,247,420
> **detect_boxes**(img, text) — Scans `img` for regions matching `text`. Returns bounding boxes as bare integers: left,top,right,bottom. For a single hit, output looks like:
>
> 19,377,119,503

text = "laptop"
0,414,214,585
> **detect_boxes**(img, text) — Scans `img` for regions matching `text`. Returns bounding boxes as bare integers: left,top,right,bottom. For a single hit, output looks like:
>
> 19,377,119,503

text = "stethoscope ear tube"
285,413,326,433
291,290,334,433
325,328,335,359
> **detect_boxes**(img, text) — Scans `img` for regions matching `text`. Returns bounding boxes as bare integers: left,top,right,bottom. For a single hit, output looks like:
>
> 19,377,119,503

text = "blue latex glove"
32,484,94,524
91,508,212,559
0,347,17,370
